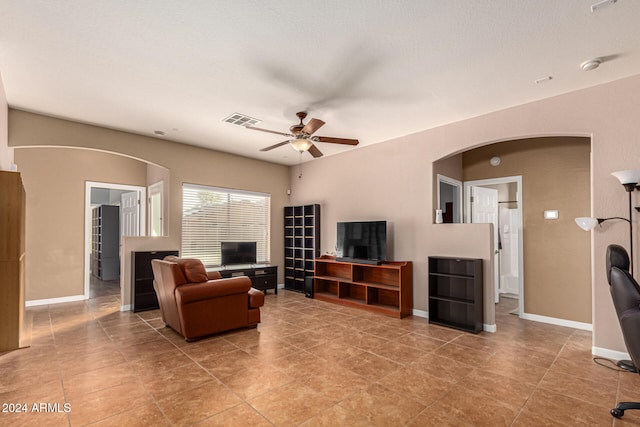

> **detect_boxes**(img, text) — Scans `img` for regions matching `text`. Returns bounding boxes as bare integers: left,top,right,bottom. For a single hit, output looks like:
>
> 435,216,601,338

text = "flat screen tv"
336,221,387,264
221,241,257,265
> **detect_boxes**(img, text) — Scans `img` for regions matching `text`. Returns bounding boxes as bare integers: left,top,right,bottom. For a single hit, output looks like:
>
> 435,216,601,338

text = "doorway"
437,174,463,223
84,181,146,299
465,176,523,317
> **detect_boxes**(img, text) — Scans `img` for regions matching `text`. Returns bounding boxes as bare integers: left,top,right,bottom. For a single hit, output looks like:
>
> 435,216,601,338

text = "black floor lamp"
575,169,640,373
611,170,640,275
575,169,640,275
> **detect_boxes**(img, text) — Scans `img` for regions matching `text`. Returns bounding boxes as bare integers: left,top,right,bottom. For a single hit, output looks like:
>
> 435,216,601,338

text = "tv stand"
314,256,412,318
336,257,383,265
210,265,278,294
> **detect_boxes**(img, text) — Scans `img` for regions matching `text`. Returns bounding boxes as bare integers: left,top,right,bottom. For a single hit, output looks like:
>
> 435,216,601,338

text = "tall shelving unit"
428,256,483,333
91,205,120,281
0,171,27,351
284,204,320,292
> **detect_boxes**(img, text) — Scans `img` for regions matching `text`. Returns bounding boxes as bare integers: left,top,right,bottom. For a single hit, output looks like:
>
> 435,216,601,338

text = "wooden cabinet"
428,256,483,333
132,250,179,312
91,205,120,281
217,265,278,294
314,257,412,318
0,171,27,351
284,204,320,293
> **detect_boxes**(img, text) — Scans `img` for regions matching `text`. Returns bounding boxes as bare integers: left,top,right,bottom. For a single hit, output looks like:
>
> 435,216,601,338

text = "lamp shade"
611,169,640,185
575,217,599,231
290,137,312,152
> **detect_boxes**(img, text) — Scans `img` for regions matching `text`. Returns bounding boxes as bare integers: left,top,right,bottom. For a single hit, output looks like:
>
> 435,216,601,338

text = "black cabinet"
284,204,320,292
428,256,483,333
217,265,278,294
132,250,179,312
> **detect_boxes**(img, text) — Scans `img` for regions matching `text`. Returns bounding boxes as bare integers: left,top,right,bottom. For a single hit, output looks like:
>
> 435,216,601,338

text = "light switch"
544,210,559,220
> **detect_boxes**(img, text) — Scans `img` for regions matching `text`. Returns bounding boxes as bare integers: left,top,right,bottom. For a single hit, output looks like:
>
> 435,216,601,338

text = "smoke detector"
580,59,601,71
591,0,617,12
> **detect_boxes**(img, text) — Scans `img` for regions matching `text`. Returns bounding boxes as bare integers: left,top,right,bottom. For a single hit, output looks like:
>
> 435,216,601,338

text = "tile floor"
1,291,639,426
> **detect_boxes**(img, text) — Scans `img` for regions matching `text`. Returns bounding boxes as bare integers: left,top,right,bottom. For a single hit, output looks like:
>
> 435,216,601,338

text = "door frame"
464,175,524,318
148,181,164,236
84,181,146,299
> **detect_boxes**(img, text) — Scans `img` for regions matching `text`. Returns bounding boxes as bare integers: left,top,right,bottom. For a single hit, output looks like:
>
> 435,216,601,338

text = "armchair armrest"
248,287,265,308
176,276,251,305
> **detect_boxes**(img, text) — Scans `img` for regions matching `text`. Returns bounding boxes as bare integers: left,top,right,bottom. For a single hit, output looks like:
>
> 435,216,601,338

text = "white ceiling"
1,1,639,165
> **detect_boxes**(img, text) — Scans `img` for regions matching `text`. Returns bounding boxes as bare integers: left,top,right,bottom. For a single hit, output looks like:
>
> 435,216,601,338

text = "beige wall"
15,147,147,300
11,111,290,303
290,74,640,355
462,137,591,323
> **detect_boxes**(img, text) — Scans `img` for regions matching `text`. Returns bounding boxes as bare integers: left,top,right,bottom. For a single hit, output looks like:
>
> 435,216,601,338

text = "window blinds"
181,184,271,266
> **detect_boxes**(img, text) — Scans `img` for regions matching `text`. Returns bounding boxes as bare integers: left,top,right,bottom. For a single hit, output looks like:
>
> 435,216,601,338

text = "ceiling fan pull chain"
298,151,303,179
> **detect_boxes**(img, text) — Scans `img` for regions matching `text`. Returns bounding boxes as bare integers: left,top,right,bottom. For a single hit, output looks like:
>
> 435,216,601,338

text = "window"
182,184,271,266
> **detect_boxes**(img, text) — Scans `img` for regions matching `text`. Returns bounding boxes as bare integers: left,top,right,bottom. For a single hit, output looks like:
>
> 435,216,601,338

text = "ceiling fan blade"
302,118,325,135
316,136,359,146
247,126,292,137
260,140,291,152
308,144,323,158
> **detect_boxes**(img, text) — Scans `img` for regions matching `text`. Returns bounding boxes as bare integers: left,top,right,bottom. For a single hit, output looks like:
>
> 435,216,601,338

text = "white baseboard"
520,312,592,331
592,346,630,360
26,294,86,307
120,304,132,312
484,323,497,333
412,309,428,318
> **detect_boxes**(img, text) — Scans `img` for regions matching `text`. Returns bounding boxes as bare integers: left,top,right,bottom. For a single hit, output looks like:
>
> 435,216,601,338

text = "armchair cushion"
208,271,222,280
177,258,209,283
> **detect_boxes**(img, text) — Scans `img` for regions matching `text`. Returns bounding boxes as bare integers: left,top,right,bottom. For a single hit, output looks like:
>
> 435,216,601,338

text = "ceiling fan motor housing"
290,124,304,135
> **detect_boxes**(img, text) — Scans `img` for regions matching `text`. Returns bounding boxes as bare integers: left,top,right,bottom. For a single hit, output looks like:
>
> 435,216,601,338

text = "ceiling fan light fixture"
290,137,312,152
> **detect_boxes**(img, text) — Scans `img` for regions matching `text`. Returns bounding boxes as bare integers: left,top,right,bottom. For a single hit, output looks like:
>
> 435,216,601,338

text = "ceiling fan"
248,112,359,158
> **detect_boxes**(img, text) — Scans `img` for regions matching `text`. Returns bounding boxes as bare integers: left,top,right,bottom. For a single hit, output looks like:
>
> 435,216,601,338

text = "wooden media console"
313,256,412,318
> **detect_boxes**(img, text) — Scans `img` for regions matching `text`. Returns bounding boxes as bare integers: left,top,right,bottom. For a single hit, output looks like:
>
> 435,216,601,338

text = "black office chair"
606,244,640,418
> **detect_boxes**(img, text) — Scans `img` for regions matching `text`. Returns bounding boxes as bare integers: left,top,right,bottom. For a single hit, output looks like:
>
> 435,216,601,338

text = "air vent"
223,113,261,127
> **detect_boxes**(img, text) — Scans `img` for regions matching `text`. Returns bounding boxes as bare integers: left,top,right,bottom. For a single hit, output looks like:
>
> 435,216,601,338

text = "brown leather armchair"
151,257,264,341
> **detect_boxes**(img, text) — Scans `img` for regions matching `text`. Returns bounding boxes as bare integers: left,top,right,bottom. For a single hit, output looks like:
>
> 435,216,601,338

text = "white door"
468,186,500,303
121,191,140,237
499,206,520,295
149,182,163,236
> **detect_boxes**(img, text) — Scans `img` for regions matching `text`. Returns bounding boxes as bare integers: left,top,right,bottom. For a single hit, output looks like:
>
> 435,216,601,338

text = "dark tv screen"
336,221,387,262
221,241,257,265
